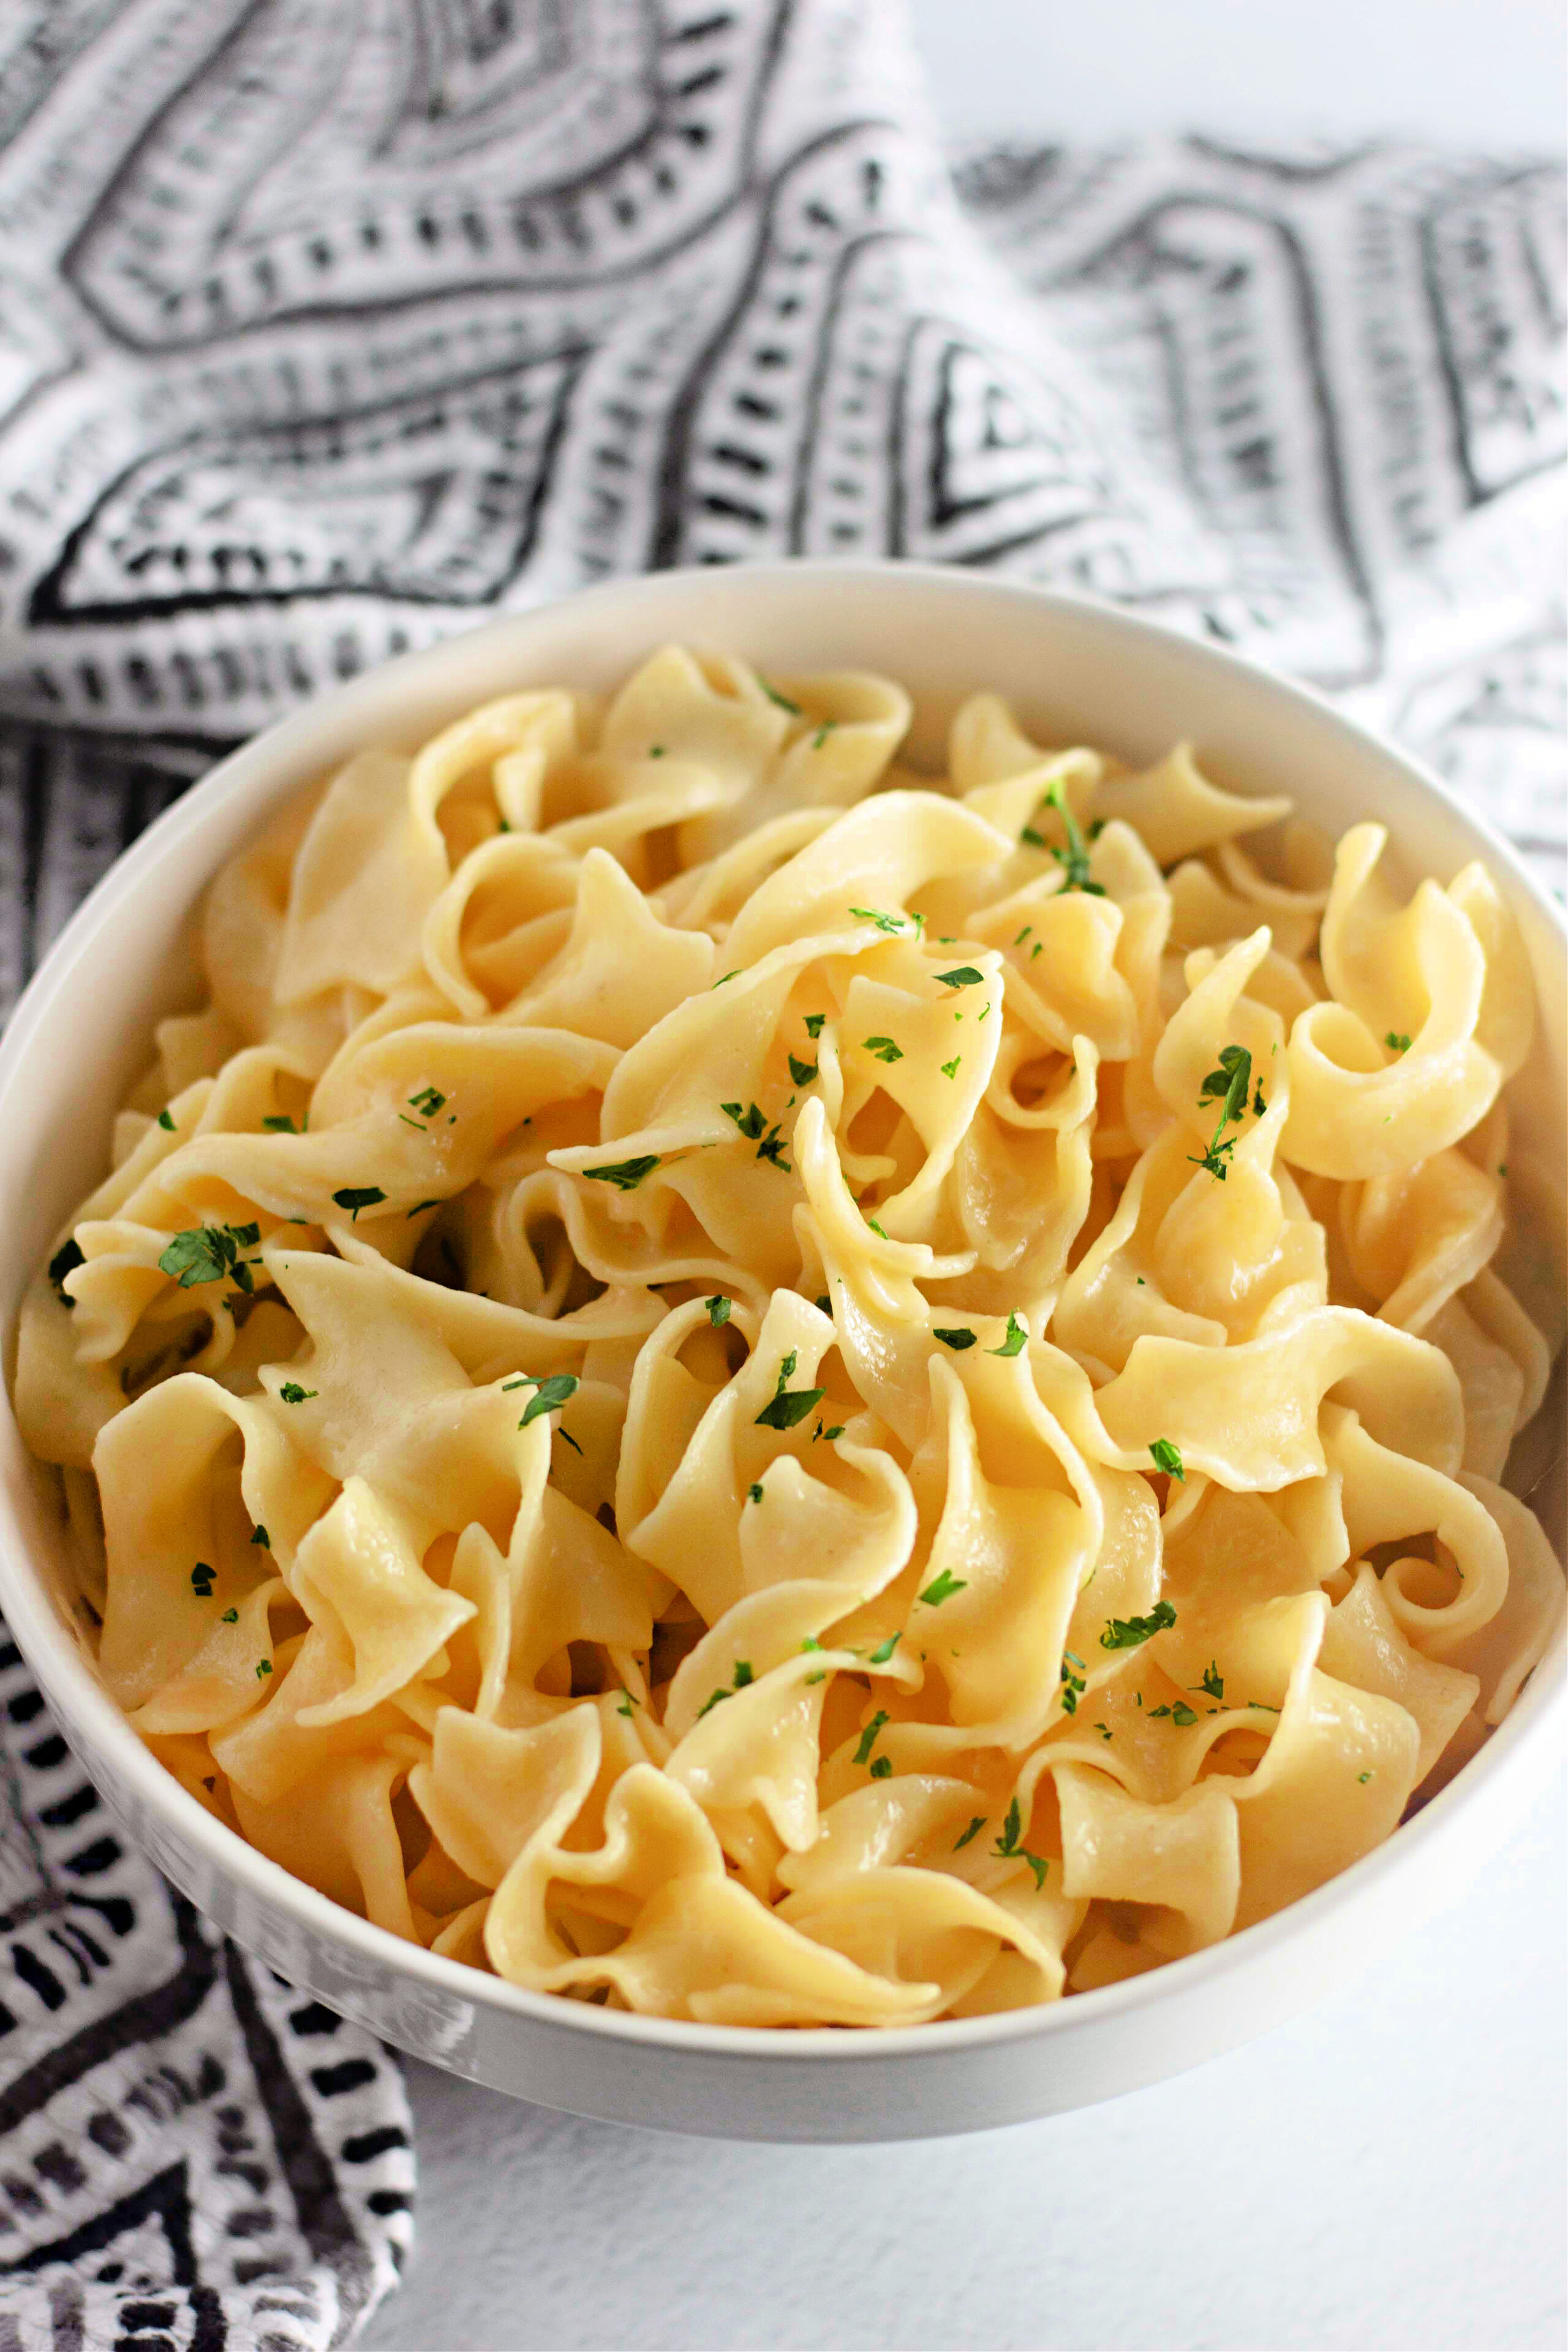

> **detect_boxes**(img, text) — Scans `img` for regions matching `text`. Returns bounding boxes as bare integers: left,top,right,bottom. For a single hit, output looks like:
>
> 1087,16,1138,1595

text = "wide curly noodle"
15,647,1564,2024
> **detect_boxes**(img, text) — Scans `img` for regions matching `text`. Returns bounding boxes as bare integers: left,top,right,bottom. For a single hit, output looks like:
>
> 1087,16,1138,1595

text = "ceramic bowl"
0,561,1562,2141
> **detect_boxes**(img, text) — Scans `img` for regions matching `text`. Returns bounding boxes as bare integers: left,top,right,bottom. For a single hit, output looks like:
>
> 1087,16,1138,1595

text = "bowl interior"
0,560,1562,2098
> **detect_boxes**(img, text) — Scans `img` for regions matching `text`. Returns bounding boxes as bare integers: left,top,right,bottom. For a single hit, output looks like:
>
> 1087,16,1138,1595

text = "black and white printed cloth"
0,2,1561,2343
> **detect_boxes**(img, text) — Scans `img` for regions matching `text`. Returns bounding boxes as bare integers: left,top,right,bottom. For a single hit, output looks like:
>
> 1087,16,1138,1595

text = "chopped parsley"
406,1197,442,1218
508,1373,580,1429
190,1562,215,1598
1148,1438,1186,1482
788,1054,818,1087
263,1114,300,1133
848,906,909,935
761,679,802,715
48,1237,85,1306
815,1294,831,1314
697,1661,756,1718
256,1659,273,1679
733,1662,754,1688
919,1567,967,1607
331,1186,386,1220
159,1221,262,1292
706,1295,732,1327
722,1101,791,1171
407,1085,447,1119
853,1711,889,1765
804,1012,827,1038
993,1797,1049,1889
812,1419,846,1442
1028,778,1106,895
862,1035,903,1063
748,1482,764,1504
250,1526,270,1550
1189,1044,1252,1182
813,722,837,749
940,1055,960,1079
865,1216,887,1238
277,1382,317,1404
934,966,984,990
582,1155,662,1191
1385,1032,1411,1054
1148,1700,1198,1726
867,1632,902,1665
1100,1600,1177,1651
157,1108,176,1131
989,1314,1027,1357
714,971,739,987
869,1754,893,1779
1358,1770,1372,1784
954,1815,987,1850
1060,1650,1087,1714
1013,925,1033,946
754,1350,826,1431
933,1327,976,1351
1198,1661,1224,1700
221,1607,238,1624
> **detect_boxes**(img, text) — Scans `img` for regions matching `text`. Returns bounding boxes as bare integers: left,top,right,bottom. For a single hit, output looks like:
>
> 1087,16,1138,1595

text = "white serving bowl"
0,562,1562,2143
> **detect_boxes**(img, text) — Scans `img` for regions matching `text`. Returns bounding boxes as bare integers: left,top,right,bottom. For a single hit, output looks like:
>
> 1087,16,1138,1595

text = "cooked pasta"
15,646,1564,2025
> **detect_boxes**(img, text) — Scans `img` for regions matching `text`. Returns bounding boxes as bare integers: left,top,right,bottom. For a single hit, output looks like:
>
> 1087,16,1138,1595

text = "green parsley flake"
919,1567,967,1607
1012,925,1033,946
865,1216,887,1238
748,1482,764,1504
989,1314,1027,1357
853,1711,889,1765
250,1526,271,1550
849,907,908,934
788,1054,818,1087
933,1327,976,1351
1189,1044,1253,1182
1199,1661,1224,1700
262,1114,300,1133
582,1155,661,1191
815,1294,831,1314
407,1085,447,1118
993,1796,1049,1889
1099,1600,1177,1651
939,1055,960,1079
761,679,802,715
934,966,984,990
221,1608,238,1624
256,1659,273,1679
159,1221,262,1292
867,1632,902,1665
1148,1438,1186,1482
406,1198,442,1218
733,1661,754,1688
754,1351,826,1431
48,1237,84,1306
277,1382,317,1404
157,1108,176,1131
511,1373,579,1428
862,1035,903,1063
706,1295,732,1327
869,1754,893,1779
813,722,836,750
331,1186,386,1220
190,1562,215,1597
954,1815,987,1850
1032,778,1106,895
714,971,739,987
1358,1770,1372,1783
1060,1649,1087,1714
649,745,666,760
1385,1032,1411,1054
804,1012,827,1038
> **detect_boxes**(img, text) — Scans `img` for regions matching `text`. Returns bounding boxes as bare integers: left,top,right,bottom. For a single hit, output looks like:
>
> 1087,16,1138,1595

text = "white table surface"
363,10,1567,2346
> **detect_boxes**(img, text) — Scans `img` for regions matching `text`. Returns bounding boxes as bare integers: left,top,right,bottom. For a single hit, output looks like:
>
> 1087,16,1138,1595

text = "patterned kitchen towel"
0,2,1561,2345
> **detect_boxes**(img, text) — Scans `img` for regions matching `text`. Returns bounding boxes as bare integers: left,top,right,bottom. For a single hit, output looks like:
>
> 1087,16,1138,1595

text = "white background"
363,7,1567,2346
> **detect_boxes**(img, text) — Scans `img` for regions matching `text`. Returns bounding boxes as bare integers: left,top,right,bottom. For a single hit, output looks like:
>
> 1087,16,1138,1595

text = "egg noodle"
15,648,1564,2025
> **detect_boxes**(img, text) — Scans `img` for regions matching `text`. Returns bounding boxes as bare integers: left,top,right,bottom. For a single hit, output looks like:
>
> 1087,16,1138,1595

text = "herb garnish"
1099,1599,1177,1651
159,1221,262,1292
940,1055,960,1079
250,1526,270,1550
48,1237,84,1306
277,1382,317,1404
748,1482,764,1504
256,1659,273,1679
506,1372,580,1429
407,1085,447,1119
761,680,802,715
919,1567,967,1607
1148,1438,1186,1482
853,1711,889,1766
263,1114,300,1133
804,1012,827,1038
332,1186,386,1220
934,967,984,990
1385,1033,1411,1054
787,1054,818,1087
1189,1044,1253,1182
954,1816,987,1850
933,1327,976,1351
754,1350,826,1431
582,1155,661,1191
867,1632,902,1665
157,1108,176,1131
849,907,910,935
1148,1700,1197,1726
697,1661,756,1719
1026,778,1106,895
722,1101,792,1171
989,1314,1027,1357
1198,1661,1224,1700
993,1796,1049,1889
1060,1650,1087,1714
869,1755,893,1778
706,1295,732,1327
190,1562,215,1598
221,1607,238,1624
862,1036,903,1063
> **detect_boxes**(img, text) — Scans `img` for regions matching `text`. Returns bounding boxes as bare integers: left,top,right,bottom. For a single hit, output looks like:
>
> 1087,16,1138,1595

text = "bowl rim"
0,556,1562,2064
